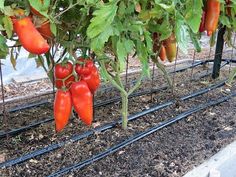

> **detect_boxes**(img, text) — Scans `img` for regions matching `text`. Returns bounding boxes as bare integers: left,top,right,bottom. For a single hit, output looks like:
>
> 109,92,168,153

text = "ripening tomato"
54,62,75,89
205,0,220,36
12,17,50,54
54,90,72,132
163,33,177,62
70,81,93,126
159,45,166,62
75,57,94,76
37,21,53,40
81,66,100,94
199,11,206,33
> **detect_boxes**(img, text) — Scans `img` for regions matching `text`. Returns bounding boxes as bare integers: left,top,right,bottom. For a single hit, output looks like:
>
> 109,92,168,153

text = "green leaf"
28,0,50,18
116,39,126,71
35,55,44,68
0,35,8,59
210,32,217,47
175,13,189,54
227,67,236,85
157,17,172,41
90,25,117,54
189,30,201,52
185,0,203,33
0,0,4,12
50,23,57,36
87,2,118,39
28,53,36,59
136,40,150,77
220,16,231,28
10,48,16,70
2,16,13,38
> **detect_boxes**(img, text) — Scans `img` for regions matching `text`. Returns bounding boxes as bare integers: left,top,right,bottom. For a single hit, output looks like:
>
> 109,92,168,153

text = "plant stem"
121,93,128,129
155,60,173,88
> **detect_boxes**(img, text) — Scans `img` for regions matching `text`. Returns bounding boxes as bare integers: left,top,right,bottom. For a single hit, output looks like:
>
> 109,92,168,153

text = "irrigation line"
0,58,231,139
0,79,227,168
0,60,200,114
1,58,234,115
48,92,236,177
0,60,230,139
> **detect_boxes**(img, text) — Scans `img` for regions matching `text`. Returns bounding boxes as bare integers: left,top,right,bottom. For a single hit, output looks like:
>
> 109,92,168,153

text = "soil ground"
0,62,236,177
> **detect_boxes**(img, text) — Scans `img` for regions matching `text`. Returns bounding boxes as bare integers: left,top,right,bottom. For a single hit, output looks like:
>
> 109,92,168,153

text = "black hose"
0,58,229,139
2,58,228,115
47,92,236,177
0,80,226,168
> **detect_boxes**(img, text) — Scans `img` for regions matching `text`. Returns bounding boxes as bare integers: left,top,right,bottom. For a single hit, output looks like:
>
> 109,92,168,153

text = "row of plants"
0,0,235,131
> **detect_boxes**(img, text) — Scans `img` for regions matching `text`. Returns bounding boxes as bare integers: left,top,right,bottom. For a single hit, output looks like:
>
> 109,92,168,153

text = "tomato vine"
0,0,236,130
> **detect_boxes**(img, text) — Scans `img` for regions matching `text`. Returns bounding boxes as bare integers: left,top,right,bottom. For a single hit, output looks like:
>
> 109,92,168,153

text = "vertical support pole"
212,26,226,79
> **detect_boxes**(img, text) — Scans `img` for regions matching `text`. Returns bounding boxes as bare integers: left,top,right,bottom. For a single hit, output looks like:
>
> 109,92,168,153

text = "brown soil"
0,63,236,177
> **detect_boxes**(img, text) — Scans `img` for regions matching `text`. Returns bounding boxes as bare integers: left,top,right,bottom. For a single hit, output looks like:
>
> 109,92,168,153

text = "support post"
212,26,226,79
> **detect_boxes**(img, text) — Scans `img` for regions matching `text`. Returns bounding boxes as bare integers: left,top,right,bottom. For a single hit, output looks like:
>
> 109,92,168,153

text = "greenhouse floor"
184,140,236,177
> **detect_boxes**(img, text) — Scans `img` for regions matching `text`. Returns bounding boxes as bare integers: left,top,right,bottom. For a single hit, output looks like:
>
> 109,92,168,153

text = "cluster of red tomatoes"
54,57,100,132
11,7,53,55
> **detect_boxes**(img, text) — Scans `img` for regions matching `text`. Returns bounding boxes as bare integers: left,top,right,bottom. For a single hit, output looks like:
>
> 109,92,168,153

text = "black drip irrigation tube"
0,60,204,115
2,58,233,115
47,92,236,177
0,59,231,139
0,79,227,168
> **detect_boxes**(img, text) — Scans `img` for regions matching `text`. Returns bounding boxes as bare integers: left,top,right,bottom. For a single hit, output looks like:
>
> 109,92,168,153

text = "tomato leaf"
136,40,150,77
116,39,127,71
90,25,118,55
175,12,189,54
0,0,4,12
50,23,57,36
185,0,203,33
10,48,16,70
189,30,201,52
87,2,118,39
0,35,8,58
2,15,13,38
28,0,50,18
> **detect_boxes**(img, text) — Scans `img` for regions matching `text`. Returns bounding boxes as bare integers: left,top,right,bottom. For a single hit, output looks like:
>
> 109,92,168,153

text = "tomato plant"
0,0,236,130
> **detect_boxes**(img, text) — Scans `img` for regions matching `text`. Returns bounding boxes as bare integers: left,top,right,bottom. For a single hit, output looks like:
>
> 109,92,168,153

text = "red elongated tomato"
163,33,177,62
70,81,93,126
13,17,50,54
205,0,220,36
81,66,100,94
199,11,206,33
159,45,166,61
54,90,72,132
